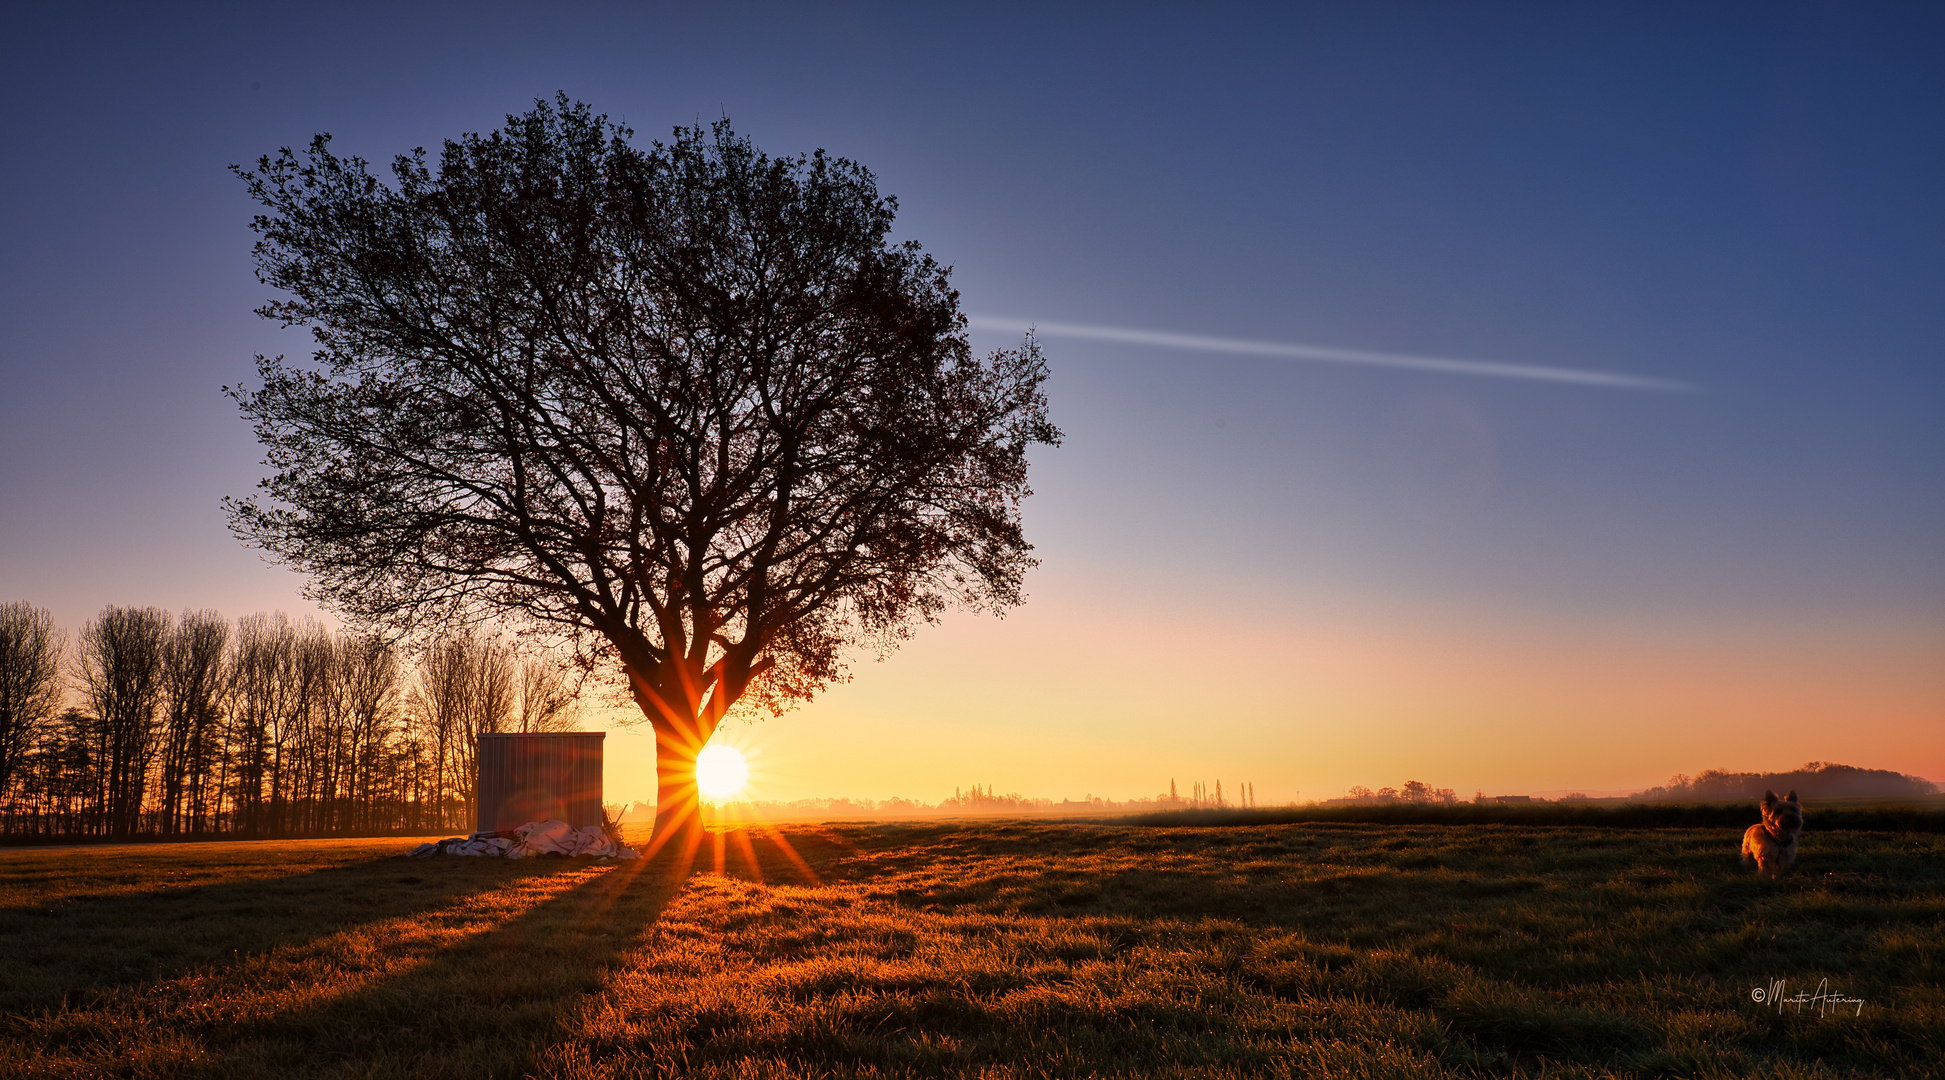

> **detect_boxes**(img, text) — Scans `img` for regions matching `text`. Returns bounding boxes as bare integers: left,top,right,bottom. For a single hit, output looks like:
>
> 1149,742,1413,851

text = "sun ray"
728,816,764,882
755,822,821,886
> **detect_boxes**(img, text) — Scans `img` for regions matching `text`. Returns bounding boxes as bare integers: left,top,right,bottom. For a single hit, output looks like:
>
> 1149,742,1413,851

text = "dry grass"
1,820,1938,1078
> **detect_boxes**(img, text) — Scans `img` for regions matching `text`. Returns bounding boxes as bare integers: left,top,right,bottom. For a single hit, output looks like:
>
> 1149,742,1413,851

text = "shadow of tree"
8,848,698,1078
694,823,855,884
4,824,1938,1079
0,846,592,1013
199,851,695,1077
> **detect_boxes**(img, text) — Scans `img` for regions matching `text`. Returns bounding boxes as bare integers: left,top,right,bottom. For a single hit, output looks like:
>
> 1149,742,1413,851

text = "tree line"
658,780,1271,823
1333,781,1461,805
0,601,580,841
1631,762,1936,802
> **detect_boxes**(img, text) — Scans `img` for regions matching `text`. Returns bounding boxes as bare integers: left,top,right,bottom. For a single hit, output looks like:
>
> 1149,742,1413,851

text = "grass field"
1,818,1938,1078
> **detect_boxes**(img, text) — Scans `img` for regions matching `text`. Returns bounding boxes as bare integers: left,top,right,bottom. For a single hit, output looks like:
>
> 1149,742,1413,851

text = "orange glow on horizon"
593,588,1945,808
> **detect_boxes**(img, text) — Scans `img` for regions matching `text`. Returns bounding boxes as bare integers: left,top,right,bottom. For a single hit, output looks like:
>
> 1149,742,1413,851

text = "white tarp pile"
409,818,639,860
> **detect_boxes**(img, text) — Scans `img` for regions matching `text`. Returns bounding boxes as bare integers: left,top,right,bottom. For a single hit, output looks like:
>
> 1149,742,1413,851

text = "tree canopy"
228,97,1058,845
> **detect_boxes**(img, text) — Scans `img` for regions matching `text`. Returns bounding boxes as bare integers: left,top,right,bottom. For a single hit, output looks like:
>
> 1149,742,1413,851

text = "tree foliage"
228,97,1057,841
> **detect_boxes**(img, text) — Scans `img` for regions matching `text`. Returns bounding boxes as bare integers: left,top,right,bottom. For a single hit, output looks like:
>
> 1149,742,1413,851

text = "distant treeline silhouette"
612,778,1268,822
1313,765,1936,810
0,602,579,842
1129,800,1945,832
1326,780,1460,805
934,779,1263,813
1630,762,1936,801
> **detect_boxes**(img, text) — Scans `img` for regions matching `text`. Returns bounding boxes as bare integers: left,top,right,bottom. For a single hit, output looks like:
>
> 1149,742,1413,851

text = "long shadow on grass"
162,830,830,1079
173,850,691,1078
23,824,1919,1078
4,846,710,1078
0,847,602,1015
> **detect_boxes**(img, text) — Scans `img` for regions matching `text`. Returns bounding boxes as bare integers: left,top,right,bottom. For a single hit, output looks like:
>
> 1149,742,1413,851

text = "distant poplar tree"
24,707,97,832
0,602,66,803
158,610,228,834
336,633,400,831
408,632,515,828
286,622,335,832
76,607,170,838
226,612,298,835
409,636,471,829
516,650,580,733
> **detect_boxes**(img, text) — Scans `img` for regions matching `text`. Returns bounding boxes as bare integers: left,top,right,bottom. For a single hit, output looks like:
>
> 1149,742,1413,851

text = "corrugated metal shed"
476,732,605,832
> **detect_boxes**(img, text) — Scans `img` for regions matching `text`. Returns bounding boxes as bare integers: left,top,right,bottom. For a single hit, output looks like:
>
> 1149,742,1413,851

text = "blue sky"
2,3,1939,800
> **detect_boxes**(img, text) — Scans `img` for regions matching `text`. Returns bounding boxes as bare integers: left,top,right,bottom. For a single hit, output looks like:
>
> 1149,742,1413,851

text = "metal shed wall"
475,732,605,832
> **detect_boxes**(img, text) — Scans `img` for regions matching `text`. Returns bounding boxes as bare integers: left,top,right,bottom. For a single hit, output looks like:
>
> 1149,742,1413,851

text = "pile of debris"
409,818,639,860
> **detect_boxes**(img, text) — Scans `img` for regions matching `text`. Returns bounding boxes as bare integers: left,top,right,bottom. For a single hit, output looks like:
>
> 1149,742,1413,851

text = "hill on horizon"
1631,761,1936,802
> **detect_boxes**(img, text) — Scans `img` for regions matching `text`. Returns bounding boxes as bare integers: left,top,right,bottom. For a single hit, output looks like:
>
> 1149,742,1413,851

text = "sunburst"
695,743,750,800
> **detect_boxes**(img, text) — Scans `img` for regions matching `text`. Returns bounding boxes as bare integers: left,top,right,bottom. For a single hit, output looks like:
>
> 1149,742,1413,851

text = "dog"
1740,789,1802,878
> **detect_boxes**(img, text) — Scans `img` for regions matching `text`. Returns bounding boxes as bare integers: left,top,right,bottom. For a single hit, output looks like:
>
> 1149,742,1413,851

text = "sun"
695,744,750,800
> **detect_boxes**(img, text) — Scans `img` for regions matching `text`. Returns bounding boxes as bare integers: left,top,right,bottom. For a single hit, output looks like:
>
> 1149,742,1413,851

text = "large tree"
228,97,1057,847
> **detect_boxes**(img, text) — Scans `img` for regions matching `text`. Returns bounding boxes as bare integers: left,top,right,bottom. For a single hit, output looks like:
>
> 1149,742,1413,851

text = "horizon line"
967,316,1698,393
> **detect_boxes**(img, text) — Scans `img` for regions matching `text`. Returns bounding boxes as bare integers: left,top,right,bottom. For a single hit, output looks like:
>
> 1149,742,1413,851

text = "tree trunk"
631,661,717,860
650,726,704,858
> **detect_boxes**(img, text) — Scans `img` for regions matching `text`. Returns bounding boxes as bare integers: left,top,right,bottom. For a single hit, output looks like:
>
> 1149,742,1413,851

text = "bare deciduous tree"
229,97,1057,847
336,633,400,831
408,636,469,830
4,606,581,839
516,650,580,733
76,607,170,838
409,632,515,828
159,609,228,834
0,602,66,803
287,620,343,833
458,635,516,822
226,611,297,835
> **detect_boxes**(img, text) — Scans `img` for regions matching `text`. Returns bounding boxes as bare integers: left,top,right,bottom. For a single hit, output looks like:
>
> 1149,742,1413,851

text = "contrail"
967,316,1696,392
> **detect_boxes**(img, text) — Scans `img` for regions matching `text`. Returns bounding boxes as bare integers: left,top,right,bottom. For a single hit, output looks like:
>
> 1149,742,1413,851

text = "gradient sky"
2,3,1940,804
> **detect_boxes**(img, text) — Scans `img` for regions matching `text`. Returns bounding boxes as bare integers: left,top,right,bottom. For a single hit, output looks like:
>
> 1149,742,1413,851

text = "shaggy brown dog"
1740,789,1802,878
